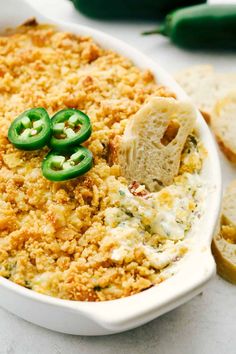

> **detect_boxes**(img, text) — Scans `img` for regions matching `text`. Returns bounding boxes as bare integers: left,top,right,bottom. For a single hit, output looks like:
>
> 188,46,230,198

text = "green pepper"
8,108,52,150
143,4,236,49
42,146,93,181
50,109,92,151
71,0,206,20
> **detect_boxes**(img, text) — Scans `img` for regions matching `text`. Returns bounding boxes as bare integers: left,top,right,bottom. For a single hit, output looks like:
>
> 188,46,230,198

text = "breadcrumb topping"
0,23,203,301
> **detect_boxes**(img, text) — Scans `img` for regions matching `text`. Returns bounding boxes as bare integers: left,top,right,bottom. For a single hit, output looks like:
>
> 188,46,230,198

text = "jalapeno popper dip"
0,22,206,301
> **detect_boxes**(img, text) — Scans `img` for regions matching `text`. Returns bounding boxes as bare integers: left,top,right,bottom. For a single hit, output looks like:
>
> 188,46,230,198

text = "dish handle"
74,250,216,332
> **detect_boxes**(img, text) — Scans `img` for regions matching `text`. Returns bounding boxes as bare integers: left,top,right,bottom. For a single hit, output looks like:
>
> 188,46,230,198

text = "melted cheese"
103,173,205,270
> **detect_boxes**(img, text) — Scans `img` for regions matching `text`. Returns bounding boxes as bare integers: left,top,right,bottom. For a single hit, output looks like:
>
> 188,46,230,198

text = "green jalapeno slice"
143,4,236,50
50,109,92,150
8,108,52,150
42,146,93,181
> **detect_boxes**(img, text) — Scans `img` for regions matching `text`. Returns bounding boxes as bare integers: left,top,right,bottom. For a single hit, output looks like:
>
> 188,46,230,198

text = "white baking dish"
0,0,222,335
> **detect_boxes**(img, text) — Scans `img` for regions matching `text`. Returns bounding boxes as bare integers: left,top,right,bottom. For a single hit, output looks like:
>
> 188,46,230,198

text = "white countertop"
1,0,236,353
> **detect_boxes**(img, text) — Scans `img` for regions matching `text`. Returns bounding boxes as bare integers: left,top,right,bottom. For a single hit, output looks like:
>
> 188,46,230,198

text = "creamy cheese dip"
102,172,205,274
0,22,206,301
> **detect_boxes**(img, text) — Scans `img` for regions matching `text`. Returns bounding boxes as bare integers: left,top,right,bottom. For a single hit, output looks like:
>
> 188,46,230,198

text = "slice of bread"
212,180,236,284
117,97,196,191
175,65,236,124
211,92,236,163
221,180,236,228
175,65,214,123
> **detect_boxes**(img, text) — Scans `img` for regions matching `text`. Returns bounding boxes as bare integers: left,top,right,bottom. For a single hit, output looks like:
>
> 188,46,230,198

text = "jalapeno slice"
50,109,92,150
8,108,52,150
42,146,93,181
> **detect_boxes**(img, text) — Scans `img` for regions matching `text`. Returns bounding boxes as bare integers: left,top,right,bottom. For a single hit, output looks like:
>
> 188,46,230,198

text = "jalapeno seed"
42,146,93,181
68,113,81,127
50,109,92,150
51,155,66,169
33,120,43,132
21,116,32,129
52,122,65,135
20,128,31,139
8,108,52,150
64,127,76,138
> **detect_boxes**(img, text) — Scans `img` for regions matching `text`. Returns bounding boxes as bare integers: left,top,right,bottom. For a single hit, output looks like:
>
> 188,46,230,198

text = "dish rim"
0,0,222,332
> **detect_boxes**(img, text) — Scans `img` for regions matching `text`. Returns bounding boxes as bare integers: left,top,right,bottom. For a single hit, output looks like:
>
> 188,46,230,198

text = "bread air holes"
153,179,164,188
161,120,180,146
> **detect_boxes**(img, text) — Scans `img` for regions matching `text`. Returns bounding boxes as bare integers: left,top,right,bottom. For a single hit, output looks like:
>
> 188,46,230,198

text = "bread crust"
108,135,120,166
200,110,211,125
211,92,236,164
215,134,236,164
212,180,236,284
212,236,236,284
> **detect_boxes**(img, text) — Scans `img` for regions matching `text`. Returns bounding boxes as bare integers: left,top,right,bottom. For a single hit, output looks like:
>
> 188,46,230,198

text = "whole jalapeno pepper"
71,0,206,20
143,4,236,50
42,146,93,181
8,108,52,150
50,109,92,151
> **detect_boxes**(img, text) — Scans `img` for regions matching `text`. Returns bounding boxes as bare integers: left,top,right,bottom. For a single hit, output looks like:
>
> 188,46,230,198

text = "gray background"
1,277,235,354
1,0,235,353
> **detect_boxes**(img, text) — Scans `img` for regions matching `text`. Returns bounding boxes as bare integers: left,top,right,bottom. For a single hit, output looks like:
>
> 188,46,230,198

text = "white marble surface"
1,0,236,352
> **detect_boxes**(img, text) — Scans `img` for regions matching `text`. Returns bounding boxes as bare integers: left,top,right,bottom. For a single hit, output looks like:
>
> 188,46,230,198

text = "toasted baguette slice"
175,65,236,124
211,92,236,163
118,97,196,191
212,180,236,284
175,65,214,123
